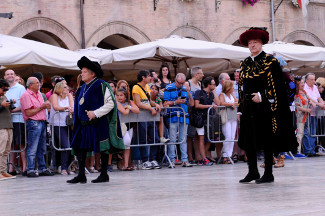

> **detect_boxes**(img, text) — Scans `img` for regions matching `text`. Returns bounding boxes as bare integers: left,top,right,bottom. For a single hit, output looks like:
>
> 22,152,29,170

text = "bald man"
20,77,53,177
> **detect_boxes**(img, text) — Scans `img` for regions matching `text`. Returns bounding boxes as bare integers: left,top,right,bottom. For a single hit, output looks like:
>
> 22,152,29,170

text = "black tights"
100,153,108,176
75,149,109,177
75,149,87,177
246,148,273,176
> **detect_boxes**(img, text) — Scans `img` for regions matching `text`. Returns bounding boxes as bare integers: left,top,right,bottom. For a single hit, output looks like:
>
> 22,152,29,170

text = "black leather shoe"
8,171,17,176
91,175,109,183
39,169,55,176
27,171,39,178
255,174,274,184
67,175,87,184
239,172,260,183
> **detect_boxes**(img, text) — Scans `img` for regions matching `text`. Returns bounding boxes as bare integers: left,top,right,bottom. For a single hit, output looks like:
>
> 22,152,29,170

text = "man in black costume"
67,57,124,184
238,27,297,184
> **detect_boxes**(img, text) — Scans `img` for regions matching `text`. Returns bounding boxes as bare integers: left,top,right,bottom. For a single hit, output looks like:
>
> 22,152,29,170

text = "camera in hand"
7,99,16,110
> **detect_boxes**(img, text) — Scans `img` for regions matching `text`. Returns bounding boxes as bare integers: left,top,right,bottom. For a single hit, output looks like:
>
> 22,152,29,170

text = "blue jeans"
137,122,159,162
168,122,188,162
26,120,47,172
302,116,316,155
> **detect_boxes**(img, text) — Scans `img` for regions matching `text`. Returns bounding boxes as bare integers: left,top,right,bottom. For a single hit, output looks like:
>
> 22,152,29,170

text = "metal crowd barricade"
207,106,239,165
119,106,186,168
49,111,75,173
8,112,27,173
307,106,325,156
288,105,297,160
50,111,72,151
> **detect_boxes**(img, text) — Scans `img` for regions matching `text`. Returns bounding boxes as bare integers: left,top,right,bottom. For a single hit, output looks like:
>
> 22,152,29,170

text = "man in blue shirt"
4,69,26,175
164,73,194,168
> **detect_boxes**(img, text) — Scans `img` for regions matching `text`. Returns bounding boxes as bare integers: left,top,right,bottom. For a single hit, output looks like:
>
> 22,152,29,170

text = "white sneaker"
160,137,170,143
316,151,325,156
151,160,161,169
142,161,153,170
89,167,98,173
69,171,75,175
182,161,193,167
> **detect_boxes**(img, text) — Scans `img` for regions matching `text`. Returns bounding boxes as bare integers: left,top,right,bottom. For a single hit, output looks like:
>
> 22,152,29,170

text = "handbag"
189,107,204,128
65,113,73,126
219,108,228,125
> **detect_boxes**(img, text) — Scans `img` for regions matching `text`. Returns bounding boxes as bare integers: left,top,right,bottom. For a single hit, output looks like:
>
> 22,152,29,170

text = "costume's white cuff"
94,87,114,118
258,92,262,102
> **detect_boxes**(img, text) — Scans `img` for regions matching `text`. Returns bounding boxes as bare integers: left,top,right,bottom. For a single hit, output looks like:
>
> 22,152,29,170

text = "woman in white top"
49,82,74,175
219,80,238,164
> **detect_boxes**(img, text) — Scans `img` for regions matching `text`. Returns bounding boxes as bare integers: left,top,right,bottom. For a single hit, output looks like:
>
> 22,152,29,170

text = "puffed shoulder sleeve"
94,87,114,118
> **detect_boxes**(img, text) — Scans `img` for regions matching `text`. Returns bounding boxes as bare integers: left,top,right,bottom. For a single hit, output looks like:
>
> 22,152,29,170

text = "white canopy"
76,46,113,65
110,38,325,73
263,41,325,72
108,36,250,79
0,34,89,70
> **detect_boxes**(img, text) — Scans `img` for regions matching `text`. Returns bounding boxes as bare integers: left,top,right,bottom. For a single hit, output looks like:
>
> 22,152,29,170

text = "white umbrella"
0,34,93,70
263,41,325,70
76,46,113,65
108,36,250,80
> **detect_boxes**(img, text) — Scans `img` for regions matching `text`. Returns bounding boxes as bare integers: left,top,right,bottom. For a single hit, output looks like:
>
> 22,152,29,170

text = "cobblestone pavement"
1,157,325,216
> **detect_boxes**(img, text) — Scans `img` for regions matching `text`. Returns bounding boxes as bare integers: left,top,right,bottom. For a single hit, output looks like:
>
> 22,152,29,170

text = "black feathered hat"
239,27,269,46
77,56,103,78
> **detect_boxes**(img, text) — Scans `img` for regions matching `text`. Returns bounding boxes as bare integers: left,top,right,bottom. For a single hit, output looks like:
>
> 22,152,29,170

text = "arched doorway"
23,30,68,49
87,21,150,47
168,25,211,41
96,34,139,81
282,30,324,47
97,34,138,50
292,40,314,46
10,17,80,50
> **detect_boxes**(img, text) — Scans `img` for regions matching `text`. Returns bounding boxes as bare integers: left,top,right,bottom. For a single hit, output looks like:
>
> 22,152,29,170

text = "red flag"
297,0,302,8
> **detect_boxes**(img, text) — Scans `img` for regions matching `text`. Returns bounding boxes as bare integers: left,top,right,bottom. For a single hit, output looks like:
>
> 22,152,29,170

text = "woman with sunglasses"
45,76,66,100
49,81,74,175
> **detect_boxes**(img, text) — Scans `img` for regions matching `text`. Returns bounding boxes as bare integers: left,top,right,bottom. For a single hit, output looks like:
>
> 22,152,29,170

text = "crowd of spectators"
1,63,325,181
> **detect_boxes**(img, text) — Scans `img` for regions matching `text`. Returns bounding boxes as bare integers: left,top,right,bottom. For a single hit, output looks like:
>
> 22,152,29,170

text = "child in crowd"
150,84,169,144
116,82,140,170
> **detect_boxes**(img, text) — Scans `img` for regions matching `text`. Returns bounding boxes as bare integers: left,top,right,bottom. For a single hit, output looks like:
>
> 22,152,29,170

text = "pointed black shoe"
239,172,260,183
91,174,109,183
67,175,87,184
255,174,274,184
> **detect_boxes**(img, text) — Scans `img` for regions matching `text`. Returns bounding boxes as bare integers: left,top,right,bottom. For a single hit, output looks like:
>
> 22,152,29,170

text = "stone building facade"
1,0,325,80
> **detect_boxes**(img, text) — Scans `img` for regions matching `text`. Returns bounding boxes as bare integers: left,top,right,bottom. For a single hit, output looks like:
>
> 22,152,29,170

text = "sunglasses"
54,78,65,85
294,76,302,82
176,80,185,85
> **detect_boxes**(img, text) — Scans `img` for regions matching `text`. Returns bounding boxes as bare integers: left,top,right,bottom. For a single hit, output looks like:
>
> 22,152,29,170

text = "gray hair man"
164,73,194,168
215,72,230,96
303,72,325,156
20,77,52,177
